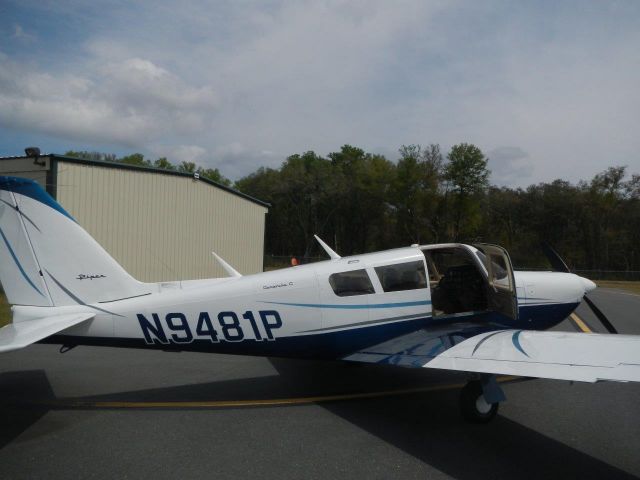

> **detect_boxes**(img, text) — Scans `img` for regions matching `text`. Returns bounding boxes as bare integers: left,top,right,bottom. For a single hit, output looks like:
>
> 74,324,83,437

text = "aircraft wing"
344,328,640,383
0,313,95,353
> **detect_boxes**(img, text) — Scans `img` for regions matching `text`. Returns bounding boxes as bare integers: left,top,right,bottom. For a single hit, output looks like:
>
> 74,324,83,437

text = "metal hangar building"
0,153,269,281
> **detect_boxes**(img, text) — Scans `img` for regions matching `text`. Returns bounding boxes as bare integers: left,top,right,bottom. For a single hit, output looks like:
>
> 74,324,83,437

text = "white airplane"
1,175,639,422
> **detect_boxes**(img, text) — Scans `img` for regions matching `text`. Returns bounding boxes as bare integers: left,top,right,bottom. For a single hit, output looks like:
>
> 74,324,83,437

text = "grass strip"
596,280,640,296
0,291,10,327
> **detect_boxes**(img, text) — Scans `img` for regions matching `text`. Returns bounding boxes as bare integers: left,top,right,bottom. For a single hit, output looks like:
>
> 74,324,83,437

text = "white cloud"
487,146,534,187
99,58,217,112
152,142,277,179
12,24,36,43
151,144,207,164
0,54,217,147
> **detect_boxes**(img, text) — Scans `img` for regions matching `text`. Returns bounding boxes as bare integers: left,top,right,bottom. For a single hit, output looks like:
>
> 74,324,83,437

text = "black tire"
460,380,499,423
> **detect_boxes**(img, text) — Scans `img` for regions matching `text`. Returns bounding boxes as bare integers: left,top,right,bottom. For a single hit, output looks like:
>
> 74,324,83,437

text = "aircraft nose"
579,276,597,294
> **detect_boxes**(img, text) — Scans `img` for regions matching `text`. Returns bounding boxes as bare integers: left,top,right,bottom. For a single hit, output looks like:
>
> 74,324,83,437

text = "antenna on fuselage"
314,235,341,260
211,252,242,277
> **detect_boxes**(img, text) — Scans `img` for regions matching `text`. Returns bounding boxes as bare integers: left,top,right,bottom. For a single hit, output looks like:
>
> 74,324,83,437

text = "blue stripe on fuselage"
262,300,431,309
46,316,431,359
43,301,579,359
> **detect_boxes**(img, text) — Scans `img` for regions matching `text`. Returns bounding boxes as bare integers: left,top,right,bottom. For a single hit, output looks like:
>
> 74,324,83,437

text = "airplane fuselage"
16,245,591,359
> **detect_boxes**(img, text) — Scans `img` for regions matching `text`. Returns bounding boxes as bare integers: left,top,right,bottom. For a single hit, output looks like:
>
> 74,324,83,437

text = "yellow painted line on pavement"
570,313,592,333
44,376,520,410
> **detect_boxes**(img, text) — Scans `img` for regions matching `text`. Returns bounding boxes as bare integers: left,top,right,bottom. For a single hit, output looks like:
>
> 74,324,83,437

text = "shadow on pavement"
271,359,637,480
0,360,635,479
322,390,635,480
0,370,54,449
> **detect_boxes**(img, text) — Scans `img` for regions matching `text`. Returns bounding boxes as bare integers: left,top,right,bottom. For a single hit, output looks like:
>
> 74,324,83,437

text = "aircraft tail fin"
0,176,151,307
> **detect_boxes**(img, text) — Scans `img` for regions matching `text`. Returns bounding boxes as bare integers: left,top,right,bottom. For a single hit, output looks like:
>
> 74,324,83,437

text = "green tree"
583,166,628,269
118,153,151,167
623,174,640,270
178,161,197,173
198,167,231,186
236,167,289,255
479,186,532,265
443,143,490,240
64,151,117,162
279,151,344,256
393,144,442,244
329,145,395,254
153,157,176,170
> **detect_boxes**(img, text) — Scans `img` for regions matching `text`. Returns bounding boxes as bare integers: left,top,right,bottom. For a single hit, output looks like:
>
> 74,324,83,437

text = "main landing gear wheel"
460,380,499,423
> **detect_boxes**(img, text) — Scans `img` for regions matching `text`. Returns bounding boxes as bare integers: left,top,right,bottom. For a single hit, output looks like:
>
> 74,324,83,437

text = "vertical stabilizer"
0,176,151,306
0,184,51,306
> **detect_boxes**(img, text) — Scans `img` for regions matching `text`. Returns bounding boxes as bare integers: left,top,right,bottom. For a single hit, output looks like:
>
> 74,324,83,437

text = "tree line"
65,145,640,271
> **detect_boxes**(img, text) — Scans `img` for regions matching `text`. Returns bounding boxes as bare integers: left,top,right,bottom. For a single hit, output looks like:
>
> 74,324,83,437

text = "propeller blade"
583,295,618,334
539,243,617,333
540,241,571,273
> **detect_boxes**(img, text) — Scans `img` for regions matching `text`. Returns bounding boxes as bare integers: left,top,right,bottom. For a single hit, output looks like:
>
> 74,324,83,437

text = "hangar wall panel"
0,158,49,187
56,161,266,282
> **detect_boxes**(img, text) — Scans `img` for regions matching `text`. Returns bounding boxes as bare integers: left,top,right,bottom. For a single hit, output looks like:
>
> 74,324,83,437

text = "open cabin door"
474,244,519,321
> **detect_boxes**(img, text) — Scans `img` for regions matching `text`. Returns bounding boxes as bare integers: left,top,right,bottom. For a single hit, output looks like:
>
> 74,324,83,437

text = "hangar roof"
0,153,269,208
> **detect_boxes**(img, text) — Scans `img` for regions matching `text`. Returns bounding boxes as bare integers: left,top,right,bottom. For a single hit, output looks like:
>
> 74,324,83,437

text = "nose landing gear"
460,375,505,423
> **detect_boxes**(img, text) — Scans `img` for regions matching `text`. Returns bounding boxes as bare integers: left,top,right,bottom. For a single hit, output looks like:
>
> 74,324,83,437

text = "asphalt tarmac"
0,288,639,479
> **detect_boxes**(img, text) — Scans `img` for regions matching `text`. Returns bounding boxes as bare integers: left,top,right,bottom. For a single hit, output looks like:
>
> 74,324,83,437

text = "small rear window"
329,269,375,297
375,261,427,292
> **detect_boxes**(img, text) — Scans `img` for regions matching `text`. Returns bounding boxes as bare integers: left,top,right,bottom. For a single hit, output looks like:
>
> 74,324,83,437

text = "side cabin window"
329,269,375,297
375,261,427,292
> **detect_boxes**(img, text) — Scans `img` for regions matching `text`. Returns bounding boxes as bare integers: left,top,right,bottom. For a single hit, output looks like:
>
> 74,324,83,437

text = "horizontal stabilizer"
0,313,94,353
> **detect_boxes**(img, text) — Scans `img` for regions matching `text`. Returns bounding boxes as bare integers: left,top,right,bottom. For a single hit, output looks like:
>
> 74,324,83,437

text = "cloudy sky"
1,0,638,186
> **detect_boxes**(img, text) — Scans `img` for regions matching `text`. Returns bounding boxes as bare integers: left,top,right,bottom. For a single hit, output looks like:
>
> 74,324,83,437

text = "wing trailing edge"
344,329,640,383
424,330,640,382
